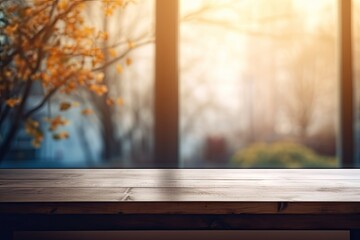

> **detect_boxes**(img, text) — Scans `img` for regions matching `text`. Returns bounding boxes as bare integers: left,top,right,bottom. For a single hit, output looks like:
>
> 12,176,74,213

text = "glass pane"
0,0,154,168
180,0,339,168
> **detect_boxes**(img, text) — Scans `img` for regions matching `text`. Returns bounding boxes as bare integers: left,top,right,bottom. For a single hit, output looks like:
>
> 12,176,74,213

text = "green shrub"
231,141,337,168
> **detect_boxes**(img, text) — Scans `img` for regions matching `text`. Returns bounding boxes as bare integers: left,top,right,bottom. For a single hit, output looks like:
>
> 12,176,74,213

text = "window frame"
154,0,179,168
339,0,355,168
154,0,356,168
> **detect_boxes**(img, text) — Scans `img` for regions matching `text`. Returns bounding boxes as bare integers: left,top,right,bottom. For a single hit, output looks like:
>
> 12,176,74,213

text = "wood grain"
0,170,360,203
0,169,360,232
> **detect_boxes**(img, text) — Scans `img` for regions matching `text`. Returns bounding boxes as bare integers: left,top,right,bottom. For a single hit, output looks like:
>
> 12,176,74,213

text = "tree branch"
22,87,58,120
92,38,154,72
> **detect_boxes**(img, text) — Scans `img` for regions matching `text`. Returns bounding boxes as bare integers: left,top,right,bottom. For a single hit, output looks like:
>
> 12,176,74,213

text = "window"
0,0,155,168
179,0,339,168
157,0,356,168
0,0,357,168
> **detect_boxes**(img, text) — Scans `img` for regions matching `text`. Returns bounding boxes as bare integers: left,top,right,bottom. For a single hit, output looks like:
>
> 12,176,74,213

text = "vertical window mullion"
339,0,355,167
154,0,179,167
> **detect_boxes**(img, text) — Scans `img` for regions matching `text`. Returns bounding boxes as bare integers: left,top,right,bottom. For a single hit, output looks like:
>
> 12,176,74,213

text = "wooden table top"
0,169,360,215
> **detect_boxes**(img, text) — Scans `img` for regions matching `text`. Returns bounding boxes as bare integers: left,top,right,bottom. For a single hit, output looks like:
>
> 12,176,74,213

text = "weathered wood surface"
0,170,360,233
0,170,359,215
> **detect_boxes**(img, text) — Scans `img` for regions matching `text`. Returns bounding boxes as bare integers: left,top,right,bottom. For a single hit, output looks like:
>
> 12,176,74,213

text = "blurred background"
1,0,360,168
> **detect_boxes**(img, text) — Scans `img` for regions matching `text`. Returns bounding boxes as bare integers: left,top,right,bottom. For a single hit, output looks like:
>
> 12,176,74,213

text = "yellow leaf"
72,101,81,107
46,116,69,132
57,0,69,11
95,72,105,82
128,40,135,49
104,8,113,16
26,119,40,130
116,97,124,106
89,84,108,96
99,31,109,41
26,119,43,148
109,48,117,57
116,64,123,73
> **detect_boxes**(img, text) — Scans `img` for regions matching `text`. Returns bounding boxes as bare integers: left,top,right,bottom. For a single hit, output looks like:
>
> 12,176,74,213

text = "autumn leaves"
0,0,133,150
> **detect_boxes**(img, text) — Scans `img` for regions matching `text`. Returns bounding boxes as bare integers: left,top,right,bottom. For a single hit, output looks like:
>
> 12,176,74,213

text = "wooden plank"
0,179,359,188
0,170,359,231
0,188,127,202
0,170,359,202
126,187,360,202
0,185,359,202
0,170,359,214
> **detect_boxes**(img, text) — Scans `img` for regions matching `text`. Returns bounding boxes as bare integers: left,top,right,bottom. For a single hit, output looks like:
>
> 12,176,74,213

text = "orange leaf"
6,98,21,108
116,97,124,106
46,116,69,132
106,98,115,106
89,84,108,96
116,64,123,73
126,58,132,66
82,108,93,116
109,48,117,58
53,131,70,140
59,102,72,111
